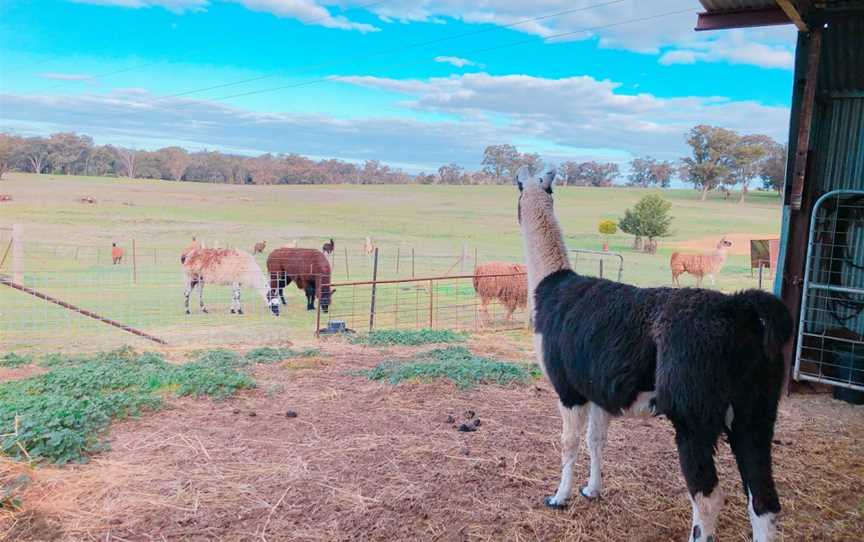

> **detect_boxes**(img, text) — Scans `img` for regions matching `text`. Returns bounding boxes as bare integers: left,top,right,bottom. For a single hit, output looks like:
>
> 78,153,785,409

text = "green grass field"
0,172,781,353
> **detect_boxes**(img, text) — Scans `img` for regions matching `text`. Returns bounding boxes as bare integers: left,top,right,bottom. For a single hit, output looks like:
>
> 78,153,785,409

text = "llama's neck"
713,247,729,270
521,203,572,294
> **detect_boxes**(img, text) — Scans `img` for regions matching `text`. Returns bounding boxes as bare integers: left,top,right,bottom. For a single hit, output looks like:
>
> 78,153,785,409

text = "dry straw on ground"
1,337,862,541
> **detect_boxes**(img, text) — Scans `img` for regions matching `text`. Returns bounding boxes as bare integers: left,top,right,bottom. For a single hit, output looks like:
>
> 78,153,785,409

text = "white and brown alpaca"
253,240,267,254
670,237,733,287
180,247,279,315
472,262,528,324
516,167,790,542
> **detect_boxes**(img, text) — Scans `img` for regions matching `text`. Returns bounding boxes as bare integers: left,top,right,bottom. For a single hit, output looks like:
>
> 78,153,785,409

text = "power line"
161,0,628,101
205,7,697,103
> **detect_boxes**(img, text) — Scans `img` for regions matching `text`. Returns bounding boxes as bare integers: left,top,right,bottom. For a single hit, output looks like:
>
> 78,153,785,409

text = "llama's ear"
514,165,531,192
540,169,555,194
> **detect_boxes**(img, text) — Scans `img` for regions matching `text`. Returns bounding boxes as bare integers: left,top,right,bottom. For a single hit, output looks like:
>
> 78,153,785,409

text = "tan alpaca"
180,246,278,315
472,262,528,324
670,237,732,287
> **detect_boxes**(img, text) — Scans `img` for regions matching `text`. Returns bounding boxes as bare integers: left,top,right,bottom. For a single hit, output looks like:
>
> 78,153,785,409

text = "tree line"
0,126,786,194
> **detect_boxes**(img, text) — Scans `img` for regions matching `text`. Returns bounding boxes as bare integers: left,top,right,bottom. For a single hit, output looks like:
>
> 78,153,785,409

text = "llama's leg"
199,279,208,313
305,285,316,310
545,401,588,508
581,403,610,499
696,276,703,288
479,298,490,325
184,279,196,315
727,413,781,541
708,274,716,287
675,425,723,542
231,283,243,314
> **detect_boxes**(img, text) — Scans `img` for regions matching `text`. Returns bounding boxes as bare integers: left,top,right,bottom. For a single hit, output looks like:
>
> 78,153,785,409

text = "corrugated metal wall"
796,13,864,387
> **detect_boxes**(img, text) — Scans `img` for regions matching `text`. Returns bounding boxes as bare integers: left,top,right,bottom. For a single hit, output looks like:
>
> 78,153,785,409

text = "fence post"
132,239,138,284
428,279,434,328
369,248,379,332
12,223,22,284
460,243,467,274
344,246,350,280
396,247,400,275
599,258,604,279
474,247,478,269
758,262,764,290
411,248,415,278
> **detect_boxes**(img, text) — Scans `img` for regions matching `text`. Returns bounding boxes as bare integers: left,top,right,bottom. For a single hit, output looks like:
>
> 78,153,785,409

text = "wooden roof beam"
695,7,791,31
776,0,809,31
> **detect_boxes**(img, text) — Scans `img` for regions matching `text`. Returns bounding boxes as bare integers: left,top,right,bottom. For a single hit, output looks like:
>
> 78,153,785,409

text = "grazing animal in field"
253,241,267,254
266,248,334,312
79,196,96,204
0,194,12,202
364,236,375,256
515,166,791,542
180,246,279,316
473,262,527,324
322,238,335,255
670,237,733,287
111,243,124,265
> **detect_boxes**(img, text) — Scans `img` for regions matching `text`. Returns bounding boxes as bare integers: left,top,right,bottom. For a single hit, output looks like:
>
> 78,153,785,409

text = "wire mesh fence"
1,226,778,355
319,273,529,335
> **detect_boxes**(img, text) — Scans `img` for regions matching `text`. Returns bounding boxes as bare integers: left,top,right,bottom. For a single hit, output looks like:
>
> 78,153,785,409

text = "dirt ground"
2,337,863,542
674,233,773,256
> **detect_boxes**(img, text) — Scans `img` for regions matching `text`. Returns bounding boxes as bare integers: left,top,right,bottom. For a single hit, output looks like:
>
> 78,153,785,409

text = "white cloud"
71,0,379,32
660,30,794,70
72,0,207,13
334,72,790,158
434,56,481,68
0,72,789,173
38,72,97,81
360,1,796,70
235,0,378,32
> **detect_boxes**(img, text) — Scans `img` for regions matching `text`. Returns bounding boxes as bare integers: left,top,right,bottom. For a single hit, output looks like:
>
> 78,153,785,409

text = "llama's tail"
734,290,793,359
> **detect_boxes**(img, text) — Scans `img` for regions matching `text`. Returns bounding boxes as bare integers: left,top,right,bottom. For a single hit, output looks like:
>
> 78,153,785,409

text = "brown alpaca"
266,248,334,313
670,237,733,287
253,241,267,254
111,243,124,265
473,262,528,324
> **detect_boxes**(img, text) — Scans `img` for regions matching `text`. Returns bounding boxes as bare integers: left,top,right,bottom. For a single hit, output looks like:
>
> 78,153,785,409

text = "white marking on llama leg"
749,489,778,542
709,274,716,287
688,489,723,542
546,401,588,508
232,283,242,314
581,403,609,499
184,283,192,314
199,280,207,313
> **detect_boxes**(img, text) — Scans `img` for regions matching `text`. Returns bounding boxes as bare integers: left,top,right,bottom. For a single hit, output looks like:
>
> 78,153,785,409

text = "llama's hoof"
306,307,314,311
544,496,567,509
185,310,191,315
230,309,236,314
580,487,601,500
202,308,209,314
237,309,243,315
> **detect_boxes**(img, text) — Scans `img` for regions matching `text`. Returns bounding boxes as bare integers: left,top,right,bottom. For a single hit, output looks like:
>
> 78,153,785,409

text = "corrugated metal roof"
698,0,779,12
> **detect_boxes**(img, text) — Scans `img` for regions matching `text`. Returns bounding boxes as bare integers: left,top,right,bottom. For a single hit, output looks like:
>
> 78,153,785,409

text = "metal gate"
795,190,864,392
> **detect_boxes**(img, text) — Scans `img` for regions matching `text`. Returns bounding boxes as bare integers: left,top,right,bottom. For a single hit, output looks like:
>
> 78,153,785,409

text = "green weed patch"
357,346,539,389
0,353,33,368
0,348,254,465
348,329,467,347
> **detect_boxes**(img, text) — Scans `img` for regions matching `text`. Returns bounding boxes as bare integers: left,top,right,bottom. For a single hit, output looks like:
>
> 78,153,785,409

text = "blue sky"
0,0,797,174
